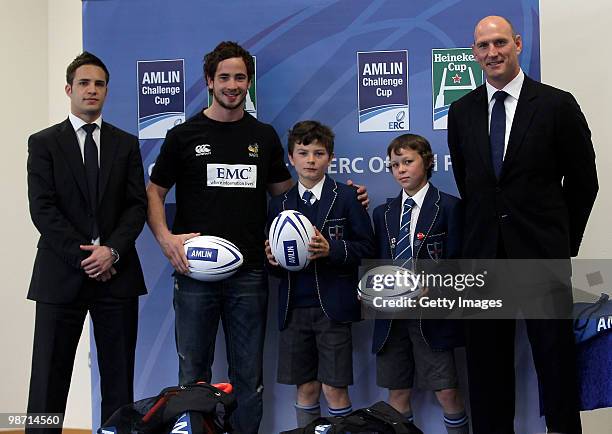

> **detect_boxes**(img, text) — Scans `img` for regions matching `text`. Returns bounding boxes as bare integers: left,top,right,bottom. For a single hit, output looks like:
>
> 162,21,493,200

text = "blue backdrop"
83,1,544,432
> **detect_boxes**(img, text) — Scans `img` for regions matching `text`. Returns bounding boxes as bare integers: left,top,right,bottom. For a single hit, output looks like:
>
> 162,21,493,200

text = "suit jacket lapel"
56,119,89,201
472,86,496,180
281,183,299,212
502,76,538,177
98,122,118,205
384,193,402,259
413,185,440,259
315,176,337,231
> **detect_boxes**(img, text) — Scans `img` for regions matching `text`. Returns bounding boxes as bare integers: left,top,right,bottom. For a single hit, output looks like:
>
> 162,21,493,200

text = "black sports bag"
280,401,424,434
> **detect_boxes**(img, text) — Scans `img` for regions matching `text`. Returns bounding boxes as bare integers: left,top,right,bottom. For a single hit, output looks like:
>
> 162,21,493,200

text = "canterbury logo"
195,144,211,156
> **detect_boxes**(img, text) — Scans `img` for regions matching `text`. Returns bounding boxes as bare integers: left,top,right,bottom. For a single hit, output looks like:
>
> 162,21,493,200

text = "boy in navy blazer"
371,134,468,434
265,120,374,428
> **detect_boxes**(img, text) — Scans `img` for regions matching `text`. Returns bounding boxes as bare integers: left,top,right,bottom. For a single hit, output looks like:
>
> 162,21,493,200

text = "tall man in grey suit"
447,16,598,434
26,52,147,432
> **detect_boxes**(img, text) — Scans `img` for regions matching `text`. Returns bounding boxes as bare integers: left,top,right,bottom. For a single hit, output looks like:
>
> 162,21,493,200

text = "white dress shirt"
298,177,325,204
68,112,102,164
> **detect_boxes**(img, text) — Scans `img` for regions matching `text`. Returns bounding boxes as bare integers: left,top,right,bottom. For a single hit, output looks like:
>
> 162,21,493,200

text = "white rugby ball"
269,210,315,271
184,235,243,281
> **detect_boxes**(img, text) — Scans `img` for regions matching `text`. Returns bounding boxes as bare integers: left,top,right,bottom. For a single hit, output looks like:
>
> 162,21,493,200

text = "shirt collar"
402,182,429,209
298,176,325,201
68,112,102,133
486,68,524,103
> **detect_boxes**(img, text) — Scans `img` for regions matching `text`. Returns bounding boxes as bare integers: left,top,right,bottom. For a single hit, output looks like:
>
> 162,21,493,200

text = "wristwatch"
110,247,120,264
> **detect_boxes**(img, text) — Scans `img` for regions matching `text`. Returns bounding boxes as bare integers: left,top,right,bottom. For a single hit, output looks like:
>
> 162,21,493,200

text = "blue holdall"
573,293,612,410
573,293,612,343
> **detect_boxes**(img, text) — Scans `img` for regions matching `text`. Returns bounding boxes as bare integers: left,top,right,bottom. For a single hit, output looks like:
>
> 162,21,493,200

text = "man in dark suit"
447,16,598,434
26,52,147,432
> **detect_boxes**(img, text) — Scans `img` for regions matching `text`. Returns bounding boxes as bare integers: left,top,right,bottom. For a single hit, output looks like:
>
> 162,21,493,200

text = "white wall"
0,0,609,431
541,0,612,260
0,0,48,418
540,1,612,429
0,0,89,428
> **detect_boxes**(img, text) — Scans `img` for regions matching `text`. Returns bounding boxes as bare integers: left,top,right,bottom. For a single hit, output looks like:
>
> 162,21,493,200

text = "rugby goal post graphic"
434,65,478,109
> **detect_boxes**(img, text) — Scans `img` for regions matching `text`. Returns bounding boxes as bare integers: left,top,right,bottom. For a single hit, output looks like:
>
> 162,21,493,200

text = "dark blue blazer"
267,175,375,330
371,184,464,353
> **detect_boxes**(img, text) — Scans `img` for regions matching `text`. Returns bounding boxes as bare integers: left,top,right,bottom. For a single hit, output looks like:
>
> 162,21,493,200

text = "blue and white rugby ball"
269,210,315,271
184,235,243,281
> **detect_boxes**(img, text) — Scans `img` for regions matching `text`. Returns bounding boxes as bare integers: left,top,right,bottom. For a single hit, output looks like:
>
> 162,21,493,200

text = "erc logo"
388,110,407,130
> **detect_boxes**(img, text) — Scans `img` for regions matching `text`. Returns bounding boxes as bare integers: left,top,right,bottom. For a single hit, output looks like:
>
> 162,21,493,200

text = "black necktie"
82,123,99,239
490,90,508,179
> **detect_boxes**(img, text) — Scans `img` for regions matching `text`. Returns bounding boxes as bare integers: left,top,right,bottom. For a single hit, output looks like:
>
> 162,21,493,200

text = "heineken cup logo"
431,48,484,130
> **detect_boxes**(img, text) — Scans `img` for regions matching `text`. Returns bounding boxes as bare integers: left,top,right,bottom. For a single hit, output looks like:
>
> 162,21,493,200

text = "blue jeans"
173,268,268,434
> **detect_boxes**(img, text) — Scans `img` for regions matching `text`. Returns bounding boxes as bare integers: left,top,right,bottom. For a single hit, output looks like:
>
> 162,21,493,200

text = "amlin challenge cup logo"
432,48,483,130
357,50,409,133
137,59,186,140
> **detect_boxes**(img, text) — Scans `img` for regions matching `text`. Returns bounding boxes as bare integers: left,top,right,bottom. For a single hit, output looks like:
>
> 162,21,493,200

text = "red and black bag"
98,382,236,434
